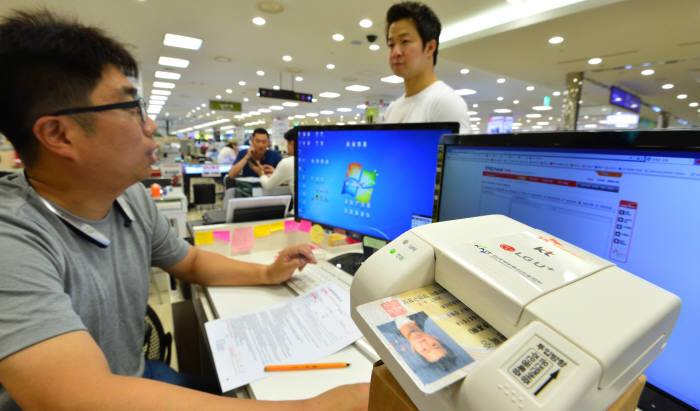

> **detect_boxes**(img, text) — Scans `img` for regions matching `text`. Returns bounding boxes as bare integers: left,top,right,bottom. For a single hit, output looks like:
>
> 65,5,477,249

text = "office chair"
143,305,172,365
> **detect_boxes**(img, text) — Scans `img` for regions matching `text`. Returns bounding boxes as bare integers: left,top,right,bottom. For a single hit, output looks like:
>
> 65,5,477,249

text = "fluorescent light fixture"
689,102,699,107
357,104,368,109
256,70,265,76
526,113,542,118
149,95,167,101
147,106,162,114
345,84,370,92
252,17,266,25
677,94,688,100
312,98,318,102
319,92,341,98
455,88,477,96
460,68,470,75
273,85,280,90
369,44,380,51
552,91,561,96
494,108,512,113
332,33,344,41
526,85,535,91
155,71,181,80
244,97,249,102
158,56,189,68
153,81,175,89
537,121,550,125
148,101,165,107
238,81,246,86
513,99,520,104
306,113,319,117
282,102,299,107
381,75,404,83
662,83,674,89
472,103,478,108
215,95,222,99
337,122,345,125
326,63,336,70
548,36,564,44
641,69,655,76
497,96,504,101
320,110,334,115
259,108,271,113
359,18,373,28
532,105,553,111
225,88,232,94
496,78,506,84
163,33,202,50
192,119,230,130
468,111,478,115
295,76,303,82
200,103,206,107
588,57,602,65
282,55,292,62
584,124,598,129
270,105,283,110
337,107,352,112
295,115,305,119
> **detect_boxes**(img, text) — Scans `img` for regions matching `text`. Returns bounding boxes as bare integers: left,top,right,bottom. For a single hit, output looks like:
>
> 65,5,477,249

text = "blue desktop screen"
296,127,452,240
438,142,700,409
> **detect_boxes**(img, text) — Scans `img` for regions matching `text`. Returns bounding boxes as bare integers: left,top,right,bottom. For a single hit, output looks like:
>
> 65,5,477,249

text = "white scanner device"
351,215,680,411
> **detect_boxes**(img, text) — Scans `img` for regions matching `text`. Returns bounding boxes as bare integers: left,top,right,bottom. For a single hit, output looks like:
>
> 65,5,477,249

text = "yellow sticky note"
329,233,346,246
270,221,285,232
253,224,271,238
194,231,214,245
309,224,326,244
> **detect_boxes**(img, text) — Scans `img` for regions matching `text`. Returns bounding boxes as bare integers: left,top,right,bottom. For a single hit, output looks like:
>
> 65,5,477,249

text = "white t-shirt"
385,80,471,134
217,146,237,163
259,155,294,196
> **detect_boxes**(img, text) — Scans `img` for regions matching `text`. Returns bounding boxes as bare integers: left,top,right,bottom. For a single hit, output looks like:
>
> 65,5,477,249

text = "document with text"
205,282,362,392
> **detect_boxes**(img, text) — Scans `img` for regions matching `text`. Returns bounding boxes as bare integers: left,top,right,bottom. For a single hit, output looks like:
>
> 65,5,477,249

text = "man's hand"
304,383,370,411
248,159,264,176
261,164,275,176
264,243,317,284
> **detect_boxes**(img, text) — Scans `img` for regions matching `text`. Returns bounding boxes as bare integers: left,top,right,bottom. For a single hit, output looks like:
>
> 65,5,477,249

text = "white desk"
191,219,373,400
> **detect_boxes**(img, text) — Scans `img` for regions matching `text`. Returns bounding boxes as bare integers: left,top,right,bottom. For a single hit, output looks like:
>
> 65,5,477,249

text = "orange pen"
264,362,350,372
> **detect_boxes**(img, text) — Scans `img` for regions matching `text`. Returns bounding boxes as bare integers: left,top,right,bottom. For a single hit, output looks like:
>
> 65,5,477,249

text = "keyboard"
285,261,353,295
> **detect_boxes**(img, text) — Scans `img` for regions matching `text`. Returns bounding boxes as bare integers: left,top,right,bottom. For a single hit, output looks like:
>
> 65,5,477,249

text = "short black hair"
385,2,441,66
253,128,269,138
0,9,138,167
283,127,297,142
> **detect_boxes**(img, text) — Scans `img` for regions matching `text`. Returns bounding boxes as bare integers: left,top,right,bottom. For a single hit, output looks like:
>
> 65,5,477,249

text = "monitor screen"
435,130,700,410
295,123,458,240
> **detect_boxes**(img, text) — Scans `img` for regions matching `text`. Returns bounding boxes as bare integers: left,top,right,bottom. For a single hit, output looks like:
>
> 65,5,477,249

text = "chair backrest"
143,305,172,365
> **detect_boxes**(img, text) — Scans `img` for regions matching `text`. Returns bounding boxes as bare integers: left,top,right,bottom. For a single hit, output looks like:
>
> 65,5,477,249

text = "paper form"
205,282,362,392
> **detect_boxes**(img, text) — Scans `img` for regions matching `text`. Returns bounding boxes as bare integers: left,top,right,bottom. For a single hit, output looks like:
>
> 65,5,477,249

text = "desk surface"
193,219,372,400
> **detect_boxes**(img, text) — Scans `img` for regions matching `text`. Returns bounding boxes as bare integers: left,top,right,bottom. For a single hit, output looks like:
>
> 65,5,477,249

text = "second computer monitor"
295,123,458,241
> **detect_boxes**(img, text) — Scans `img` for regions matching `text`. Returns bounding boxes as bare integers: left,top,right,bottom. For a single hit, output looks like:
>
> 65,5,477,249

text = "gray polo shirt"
0,173,190,410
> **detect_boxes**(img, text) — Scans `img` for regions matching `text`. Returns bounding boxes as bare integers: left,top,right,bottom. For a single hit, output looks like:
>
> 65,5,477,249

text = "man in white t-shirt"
384,2,470,133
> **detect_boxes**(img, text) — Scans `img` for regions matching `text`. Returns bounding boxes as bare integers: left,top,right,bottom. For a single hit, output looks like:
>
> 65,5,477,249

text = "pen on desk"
264,362,350,372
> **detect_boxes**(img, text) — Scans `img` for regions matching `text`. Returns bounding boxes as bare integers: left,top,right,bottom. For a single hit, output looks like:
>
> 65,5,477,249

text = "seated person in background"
0,9,368,411
227,128,281,178
217,141,239,163
257,128,295,194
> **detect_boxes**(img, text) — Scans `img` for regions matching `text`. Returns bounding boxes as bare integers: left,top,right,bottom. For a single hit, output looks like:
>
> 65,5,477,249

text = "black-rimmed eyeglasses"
49,98,147,124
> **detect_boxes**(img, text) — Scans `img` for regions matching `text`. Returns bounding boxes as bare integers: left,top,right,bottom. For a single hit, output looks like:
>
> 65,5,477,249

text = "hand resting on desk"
265,243,318,284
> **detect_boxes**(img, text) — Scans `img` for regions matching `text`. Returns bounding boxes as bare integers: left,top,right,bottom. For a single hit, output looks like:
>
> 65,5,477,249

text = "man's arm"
0,330,368,411
164,243,316,286
227,150,251,179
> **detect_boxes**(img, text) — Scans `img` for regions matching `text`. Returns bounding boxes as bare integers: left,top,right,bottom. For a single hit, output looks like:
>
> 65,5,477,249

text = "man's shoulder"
265,150,282,162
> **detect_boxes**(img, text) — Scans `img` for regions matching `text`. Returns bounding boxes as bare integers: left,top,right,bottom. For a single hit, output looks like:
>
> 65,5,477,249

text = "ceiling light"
588,57,602,65
155,71,181,80
455,88,477,96
252,17,266,25
238,81,246,86
494,108,512,113
282,102,299,107
312,98,318,102
319,92,341,98
225,88,233,94
243,97,249,102
282,55,292,62
148,101,165,107
677,94,688,100
460,68,470,75
147,106,162,114
163,33,202,50
306,113,319,117
270,105,283,110
497,96,504,101
295,115,306,119
259,108,271,113
584,124,598,129
149,95,167,101
273,85,280,90
526,113,542,118
357,104,368,109
337,107,352,112
345,84,370,92
472,103,478,108
513,99,520,104
641,69,655,76
689,102,699,107
201,104,206,107
320,110,334,115
548,36,564,44
537,121,550,126
215,95,222,99
496,78,506,84
158,56,189,68
381,75,403,83
295,76,303,82
526,85,535,91
326,63,336,70
662,83,674,89
468,111,478,115
552,91,561,96
256,70,265,76
369,44,380,51
332,33,344,41
151,90,171,96
532,105,553,111
359,18,373,28
153,81,175,89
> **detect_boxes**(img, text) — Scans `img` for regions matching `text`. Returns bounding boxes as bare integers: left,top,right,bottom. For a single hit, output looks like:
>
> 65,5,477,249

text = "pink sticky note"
213,230,230,242
284,220,299,232
298,219,312,233
231,227,254,252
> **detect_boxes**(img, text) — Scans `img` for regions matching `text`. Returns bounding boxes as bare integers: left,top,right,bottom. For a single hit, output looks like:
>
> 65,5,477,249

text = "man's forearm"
228,157,247,178
174,247,272,286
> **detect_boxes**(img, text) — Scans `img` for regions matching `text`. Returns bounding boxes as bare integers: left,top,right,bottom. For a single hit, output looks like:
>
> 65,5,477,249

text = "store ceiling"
1,0,698,134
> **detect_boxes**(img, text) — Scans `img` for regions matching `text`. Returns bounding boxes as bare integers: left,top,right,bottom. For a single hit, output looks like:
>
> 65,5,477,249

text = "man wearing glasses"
0,10,368,411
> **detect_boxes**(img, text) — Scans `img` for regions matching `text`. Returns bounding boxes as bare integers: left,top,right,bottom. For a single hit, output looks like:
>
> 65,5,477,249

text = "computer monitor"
435,130,699,411
224,195,291,223
294,123,459,241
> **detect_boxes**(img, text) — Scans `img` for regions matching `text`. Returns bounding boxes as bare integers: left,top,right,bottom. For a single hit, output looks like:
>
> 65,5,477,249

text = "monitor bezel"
294,122,459,241
434,129,700,410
